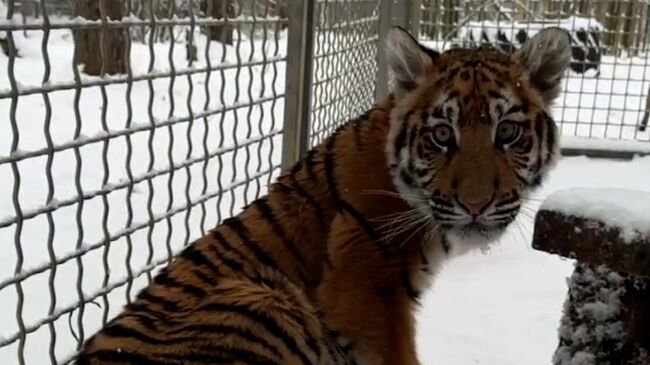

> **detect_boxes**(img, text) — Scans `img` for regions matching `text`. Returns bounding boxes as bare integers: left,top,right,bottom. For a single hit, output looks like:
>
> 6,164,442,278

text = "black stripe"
87,345,279,365
253,197,307,283
431,107,445,120
544,113,557,159
534,112,546,170
487,90,504,99
102,323,169,345
75,352,92,365
179,245,220,276
304,149,319,183
399,168,415,187
393,123,408,159
407,126,418,154
211,230,248,274
324,130,342,203
125,300,170,320
431,197,454,208
211,231,284,291
336,230,367,252
520,138,533,154
514,172,529,186
441,235,451,255
352,116,365,151
419,244,429,268
169,323,284,359
490,205,521,217
504,105,524,116
494,191,520,208
121,311,165,331
401,264,420,302
431,205,461,216
513,155,530,164
478,71,492,83
200,302,316,365
192,345,283,365
153,270,207,298
339,200,389,259
84,350,175,365
288,174,327,232
289,159,303,175
446,90,460,101
222,217,285,277
136,290,181,313
479,62,503,78
190,269,215,286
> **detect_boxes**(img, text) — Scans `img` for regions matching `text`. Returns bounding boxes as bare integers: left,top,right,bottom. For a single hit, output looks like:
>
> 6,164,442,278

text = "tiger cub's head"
384,26,570,250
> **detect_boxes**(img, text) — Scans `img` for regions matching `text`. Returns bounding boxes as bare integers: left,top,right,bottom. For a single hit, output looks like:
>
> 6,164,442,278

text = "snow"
561,135,650,155
540,188,650,243
1,18,650,365
552,264,628,365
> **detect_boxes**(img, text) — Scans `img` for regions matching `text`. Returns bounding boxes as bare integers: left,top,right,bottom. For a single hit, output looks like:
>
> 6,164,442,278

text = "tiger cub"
76,26,571,365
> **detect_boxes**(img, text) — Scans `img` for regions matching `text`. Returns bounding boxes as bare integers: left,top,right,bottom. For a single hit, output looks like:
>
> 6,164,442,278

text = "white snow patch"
541,188,650,243
552,264,628,365
562,135,650,154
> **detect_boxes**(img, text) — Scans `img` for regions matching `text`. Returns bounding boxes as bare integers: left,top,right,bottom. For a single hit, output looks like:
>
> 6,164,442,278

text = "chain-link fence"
1,0,649,364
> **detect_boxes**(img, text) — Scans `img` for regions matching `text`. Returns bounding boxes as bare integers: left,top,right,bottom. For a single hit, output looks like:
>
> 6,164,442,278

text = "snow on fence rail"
0,0,379,364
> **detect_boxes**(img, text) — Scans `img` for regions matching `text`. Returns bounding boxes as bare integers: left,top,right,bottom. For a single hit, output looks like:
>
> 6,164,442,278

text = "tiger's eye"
496,121,521,145
431,124,454,147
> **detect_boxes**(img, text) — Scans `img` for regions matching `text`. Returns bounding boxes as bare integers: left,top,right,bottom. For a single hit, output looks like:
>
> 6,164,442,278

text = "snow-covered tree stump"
532,188,650,365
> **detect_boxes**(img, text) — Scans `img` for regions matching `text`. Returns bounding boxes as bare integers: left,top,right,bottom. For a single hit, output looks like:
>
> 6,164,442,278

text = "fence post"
410,0,421,39
281,0,316,171
394,0,420,36
375,0,394,102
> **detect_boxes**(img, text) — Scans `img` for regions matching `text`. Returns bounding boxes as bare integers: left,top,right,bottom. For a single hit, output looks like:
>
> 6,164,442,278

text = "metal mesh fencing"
417,0,650,149
0,0,289,363
310,0,381,147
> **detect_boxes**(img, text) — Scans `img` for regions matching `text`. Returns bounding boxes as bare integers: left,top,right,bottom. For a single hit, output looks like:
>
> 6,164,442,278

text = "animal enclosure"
1,0,649,364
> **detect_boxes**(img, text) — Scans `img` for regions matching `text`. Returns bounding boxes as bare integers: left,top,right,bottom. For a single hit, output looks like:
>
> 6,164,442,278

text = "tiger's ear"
386,26,437,96
513,27,571,105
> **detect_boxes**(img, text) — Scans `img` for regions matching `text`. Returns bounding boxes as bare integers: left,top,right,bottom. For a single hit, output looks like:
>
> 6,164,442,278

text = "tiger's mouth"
438,219,512,254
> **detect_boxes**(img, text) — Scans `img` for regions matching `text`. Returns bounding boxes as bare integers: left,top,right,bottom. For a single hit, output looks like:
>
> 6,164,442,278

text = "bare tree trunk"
201,0,236,45
73,0,127,75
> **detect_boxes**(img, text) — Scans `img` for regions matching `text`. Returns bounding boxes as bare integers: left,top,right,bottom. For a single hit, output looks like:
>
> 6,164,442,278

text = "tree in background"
200,0,238,45
73,0,127,75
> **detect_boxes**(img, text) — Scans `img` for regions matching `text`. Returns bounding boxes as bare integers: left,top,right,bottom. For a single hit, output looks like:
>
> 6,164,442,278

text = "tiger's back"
76,150,346,364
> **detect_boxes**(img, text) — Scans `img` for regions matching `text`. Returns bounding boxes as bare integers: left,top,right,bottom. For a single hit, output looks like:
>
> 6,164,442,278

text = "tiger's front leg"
317,212,421,365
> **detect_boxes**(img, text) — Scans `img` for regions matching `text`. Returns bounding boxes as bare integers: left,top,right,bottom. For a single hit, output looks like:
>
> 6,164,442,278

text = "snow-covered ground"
1,21,650,365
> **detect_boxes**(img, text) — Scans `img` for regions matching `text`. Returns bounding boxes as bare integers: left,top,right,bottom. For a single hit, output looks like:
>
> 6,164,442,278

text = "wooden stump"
533,210,650,279
533,209,650,365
